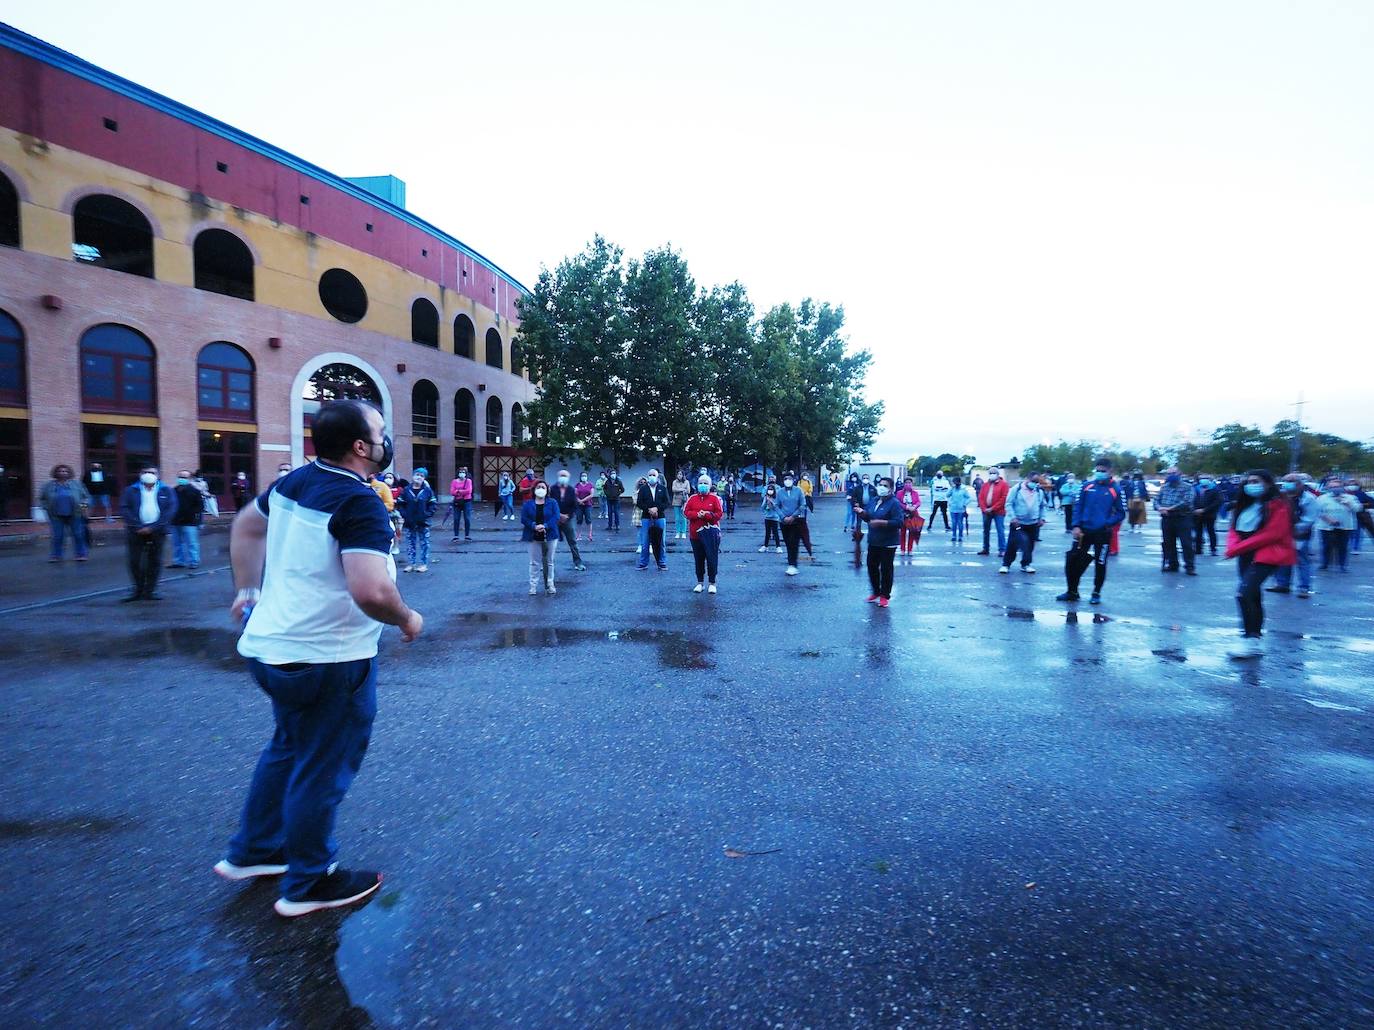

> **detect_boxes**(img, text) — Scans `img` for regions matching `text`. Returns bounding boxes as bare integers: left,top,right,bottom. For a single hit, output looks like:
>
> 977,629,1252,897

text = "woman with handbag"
895,478,924,556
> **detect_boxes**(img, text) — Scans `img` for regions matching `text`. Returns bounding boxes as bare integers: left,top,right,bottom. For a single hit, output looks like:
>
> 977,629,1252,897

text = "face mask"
697,483,709,494
581,476,588,482
766,490,776,498
177,477,189,485
1199,480,1213,489
648,476,658,484
784,478,794,488
1244,483,1266,498
366,434,395,472
412,478,424,488
140,473,157,486
534,487,547,499
876,485,892,497
862,479,870,486
1280,482,1297,493
558,475,570,484
458,473,467,480
1093,471,1109,481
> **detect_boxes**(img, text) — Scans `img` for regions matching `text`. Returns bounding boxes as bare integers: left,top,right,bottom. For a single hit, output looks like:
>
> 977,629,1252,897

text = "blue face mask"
697,483,709,494
177,477,189,485
1199,480,1213,490
1093,471,1109,481
1280,482,1297,493
1244,483,1266,498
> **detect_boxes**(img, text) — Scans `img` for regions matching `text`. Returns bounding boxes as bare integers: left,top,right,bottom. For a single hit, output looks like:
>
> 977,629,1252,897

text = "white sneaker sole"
214,859,287,881
274,876,382,918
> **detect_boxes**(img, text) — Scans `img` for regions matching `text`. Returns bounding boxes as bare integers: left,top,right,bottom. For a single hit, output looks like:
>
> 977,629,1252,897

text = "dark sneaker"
1089,593,1102,605
119,594,140,603
1055,591,1079,602
274,868,382,918
1265,585,1290,594
214,854,288,881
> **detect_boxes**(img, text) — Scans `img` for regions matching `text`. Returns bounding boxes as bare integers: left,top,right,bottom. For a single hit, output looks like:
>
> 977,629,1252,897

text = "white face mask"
648,476,658,484
412,478,424,488
140,473,157,486
784,478,794,488
558,475,570,484
534,487,548,499
876,485,891,497
458,473,467,480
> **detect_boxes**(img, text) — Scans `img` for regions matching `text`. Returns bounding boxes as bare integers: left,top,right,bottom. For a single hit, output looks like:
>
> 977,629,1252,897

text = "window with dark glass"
485,327,503,369
0,172,19,249
198,428,256,505
411,380,439,438
80,324,156,415
197,342,255,421
411,299,439,347
511,339,525,378
193,229,255,301
485,396,503,444
72,195,154,278
454,389,474,441
83,423,158,499
454,315,475,359
511,403,525,444
302,363,382,447
0,309,25,407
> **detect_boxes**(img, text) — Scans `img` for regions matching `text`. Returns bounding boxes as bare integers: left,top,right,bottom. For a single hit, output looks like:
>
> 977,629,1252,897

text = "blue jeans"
229,657,377,901
171,524,200,566
49,514,88,559
406,525,430,565
951,512,967,540
982,513,1006,553
1273,534,1312,592
638,517,667,568
844,505,857,530
500,497,514,518
607,500,621,530
452,501,472,537
673,505,688,536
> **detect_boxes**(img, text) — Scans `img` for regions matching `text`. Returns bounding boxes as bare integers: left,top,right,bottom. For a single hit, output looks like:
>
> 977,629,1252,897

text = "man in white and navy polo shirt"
213,400,424,918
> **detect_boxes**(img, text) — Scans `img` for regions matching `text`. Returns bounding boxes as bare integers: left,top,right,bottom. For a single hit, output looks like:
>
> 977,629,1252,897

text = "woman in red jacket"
1224,469,1296,659
683,475,725,594
895,478,923,555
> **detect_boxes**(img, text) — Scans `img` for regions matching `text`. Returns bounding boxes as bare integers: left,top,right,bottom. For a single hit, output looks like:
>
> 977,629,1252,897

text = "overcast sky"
10,1,1372,464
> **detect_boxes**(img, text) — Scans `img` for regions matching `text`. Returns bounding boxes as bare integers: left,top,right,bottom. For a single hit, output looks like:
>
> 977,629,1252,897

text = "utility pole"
1289,392,1306,472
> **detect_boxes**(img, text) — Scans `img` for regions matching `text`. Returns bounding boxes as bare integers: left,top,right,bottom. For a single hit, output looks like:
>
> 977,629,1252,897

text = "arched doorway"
290,354,391,467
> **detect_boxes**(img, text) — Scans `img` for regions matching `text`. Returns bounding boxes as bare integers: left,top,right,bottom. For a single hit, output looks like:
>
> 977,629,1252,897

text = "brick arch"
184,219,262,265
288,352,394,468
59,185,165,237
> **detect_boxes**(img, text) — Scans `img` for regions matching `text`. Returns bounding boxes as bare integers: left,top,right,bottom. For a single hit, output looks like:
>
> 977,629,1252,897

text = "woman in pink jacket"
449,467,474,542
896,478,923,555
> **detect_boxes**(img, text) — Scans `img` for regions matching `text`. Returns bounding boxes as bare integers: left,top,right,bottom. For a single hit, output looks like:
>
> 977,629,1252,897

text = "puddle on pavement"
336,888,408,1027
488,627,714,669
0,626,242,670
0,814,136,839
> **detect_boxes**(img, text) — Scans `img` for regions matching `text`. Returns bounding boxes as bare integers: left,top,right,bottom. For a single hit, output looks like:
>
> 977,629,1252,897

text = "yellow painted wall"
0,131,522,375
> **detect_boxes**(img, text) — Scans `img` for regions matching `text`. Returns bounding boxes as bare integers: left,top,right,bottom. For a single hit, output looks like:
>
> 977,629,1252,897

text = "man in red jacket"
516,468,537,507
977,468,1009,556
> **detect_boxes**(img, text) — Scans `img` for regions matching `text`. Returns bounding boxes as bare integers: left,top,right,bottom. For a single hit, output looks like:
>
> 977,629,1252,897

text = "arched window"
454,389,475,441
80,324,155,414
0,172,19,249
511,339,525,378
511,402,525,444
197,342,255,421
485,396,503,444
0,309,25,406
72,195,153,278
485,327,503,369
411,380,439,437
193,229,254,301
454,315,475,359
318,268,368,323
411,298,439,347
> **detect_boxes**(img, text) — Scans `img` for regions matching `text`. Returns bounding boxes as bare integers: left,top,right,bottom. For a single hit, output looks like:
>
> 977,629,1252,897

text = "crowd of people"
182,400,1374,918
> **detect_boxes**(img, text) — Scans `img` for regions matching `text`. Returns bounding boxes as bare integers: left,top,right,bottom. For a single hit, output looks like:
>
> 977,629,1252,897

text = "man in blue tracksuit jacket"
1057,458,1125,605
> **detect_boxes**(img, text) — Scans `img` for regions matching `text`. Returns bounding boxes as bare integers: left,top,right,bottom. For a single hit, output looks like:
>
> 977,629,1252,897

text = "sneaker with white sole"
785,566,798,576
707,584,717,594
758,546,768,553
1022,565,1035,574
1227,637,1264,660
693,583,704,593
214,855,287,881
414,564,428,573
274,868,382,918
774,547,783,554
998,566,1010,574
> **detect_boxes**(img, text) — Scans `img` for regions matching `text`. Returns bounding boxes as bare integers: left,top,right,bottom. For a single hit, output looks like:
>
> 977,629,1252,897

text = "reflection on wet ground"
0,626,243,669
0,815,135,839
487,627,715,669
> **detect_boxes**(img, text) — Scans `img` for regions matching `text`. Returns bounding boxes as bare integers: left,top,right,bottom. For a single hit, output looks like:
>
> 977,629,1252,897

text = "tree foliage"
516,237,883,472
1020,422,1374,477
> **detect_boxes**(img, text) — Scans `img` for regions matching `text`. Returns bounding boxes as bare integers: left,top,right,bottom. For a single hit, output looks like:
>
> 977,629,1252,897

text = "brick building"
0,23,537,518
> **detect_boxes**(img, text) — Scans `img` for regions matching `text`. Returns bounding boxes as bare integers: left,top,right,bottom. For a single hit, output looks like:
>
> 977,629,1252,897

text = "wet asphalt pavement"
3,500,1373,1028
